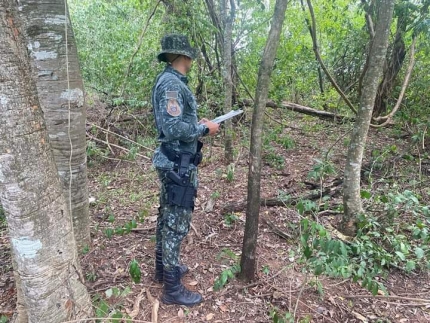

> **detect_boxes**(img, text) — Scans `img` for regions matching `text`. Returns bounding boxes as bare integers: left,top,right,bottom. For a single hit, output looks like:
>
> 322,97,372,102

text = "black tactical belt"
160,141,203,170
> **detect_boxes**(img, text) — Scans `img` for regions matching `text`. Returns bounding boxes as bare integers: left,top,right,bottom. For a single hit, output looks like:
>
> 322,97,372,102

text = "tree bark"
222,0,234,164
373,15,407,117
239,0,288,282
341,0,395,236
0,2,92,322
18,0,90,248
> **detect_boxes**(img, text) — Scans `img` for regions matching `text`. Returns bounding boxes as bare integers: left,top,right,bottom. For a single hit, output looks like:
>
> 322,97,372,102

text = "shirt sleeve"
159,82,206,142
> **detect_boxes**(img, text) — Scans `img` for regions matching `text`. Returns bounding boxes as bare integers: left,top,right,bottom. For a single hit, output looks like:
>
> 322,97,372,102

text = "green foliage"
86,140,108,164
82,245,90,255
103,217,138,239
86,271,97,282
129,259,141,284
264,151,285,169
299,188,430,295
269,307,312,323
213,264,240,291
0,315,8,323
224,213,239,227
296,199,318,215
93,286,132,322
226,163,235,182
216,248,238,263
69,0,163,105
307,158,336,182
211,191,221,199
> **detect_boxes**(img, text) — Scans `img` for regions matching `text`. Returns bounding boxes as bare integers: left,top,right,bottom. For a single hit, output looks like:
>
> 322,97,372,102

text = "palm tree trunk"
18,0,90,248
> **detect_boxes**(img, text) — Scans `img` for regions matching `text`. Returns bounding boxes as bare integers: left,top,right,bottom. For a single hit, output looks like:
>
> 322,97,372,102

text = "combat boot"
154,250,188,283
162,266,203,306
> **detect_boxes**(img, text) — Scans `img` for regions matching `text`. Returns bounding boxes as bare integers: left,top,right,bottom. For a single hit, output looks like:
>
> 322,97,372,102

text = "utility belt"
161,141,203,209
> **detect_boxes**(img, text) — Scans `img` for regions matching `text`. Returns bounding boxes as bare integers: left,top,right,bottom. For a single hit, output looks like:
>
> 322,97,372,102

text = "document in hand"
211,109,243,124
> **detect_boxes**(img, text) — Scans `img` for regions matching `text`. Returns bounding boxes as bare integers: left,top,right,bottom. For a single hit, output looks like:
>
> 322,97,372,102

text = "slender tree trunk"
18,0,90,248
0,2,92,322
222,0,234,163
239,0,288,282
373,17,407,117
341,0,395,236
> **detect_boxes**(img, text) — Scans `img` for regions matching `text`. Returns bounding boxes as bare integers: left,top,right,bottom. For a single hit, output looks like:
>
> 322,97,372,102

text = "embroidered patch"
166,91,179,99
167,99,181,116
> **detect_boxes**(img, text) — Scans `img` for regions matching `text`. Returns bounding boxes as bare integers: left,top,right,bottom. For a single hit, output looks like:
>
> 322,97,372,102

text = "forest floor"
1,106,430,323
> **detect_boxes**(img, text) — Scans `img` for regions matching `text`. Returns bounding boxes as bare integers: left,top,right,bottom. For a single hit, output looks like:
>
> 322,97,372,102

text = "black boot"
162,267,203,306
154,250,189,283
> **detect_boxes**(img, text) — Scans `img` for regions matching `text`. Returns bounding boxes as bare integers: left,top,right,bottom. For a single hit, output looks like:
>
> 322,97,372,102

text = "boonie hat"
157,34,198,62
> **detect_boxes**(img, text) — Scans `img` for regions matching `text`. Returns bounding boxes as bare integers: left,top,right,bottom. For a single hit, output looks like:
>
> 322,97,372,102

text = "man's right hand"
204,120,220,136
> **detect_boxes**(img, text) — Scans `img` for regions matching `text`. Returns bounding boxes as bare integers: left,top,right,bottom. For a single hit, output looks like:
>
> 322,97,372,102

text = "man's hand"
199,119,219,136
198,118,209,124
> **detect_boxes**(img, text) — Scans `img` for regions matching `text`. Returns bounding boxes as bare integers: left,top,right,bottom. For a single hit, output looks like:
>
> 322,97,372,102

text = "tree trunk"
341,0,395,236
0,2,92,322
239,0,288,282
222,0,234,164
18,0,90,248
373,17,407,117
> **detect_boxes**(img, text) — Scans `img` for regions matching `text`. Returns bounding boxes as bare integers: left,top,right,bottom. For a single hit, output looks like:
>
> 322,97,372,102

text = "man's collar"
165,65,188,85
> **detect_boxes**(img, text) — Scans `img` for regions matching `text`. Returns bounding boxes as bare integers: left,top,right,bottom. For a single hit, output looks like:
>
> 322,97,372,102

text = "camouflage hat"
157,34,198,62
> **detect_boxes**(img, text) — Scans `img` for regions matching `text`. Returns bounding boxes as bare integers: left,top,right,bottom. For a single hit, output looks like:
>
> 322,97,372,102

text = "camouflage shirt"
152,65,206,170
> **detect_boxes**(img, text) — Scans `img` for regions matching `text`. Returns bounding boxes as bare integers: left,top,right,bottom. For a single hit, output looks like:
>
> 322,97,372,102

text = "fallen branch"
261,217,294,240
128,288,146,318
240,99,353,122
87,134,150,160
88,122,154,152
281,101,354,122
62,319,152,323
146,289,159,323
341,294,430,303
222,181,342,213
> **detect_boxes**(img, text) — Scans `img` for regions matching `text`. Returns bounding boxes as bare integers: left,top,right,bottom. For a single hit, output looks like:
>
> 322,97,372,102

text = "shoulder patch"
167,98,181,117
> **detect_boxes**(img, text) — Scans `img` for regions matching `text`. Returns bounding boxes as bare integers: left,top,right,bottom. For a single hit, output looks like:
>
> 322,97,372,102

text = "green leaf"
415,247,424,259
303,245,312,259
129,259,141,284
314,264,323,276
95,299,109,318
111,311,123,322
371,282,379,296
360,190,372,199
105,288,113,298
121,286,132,297
395,251,406,261
406,260,416,272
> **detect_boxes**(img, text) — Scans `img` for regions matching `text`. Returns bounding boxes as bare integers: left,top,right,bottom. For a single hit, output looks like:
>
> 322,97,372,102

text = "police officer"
152,34,219,306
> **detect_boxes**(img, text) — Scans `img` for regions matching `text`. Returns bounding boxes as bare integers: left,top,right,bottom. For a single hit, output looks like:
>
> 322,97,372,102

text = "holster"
166,171,196,209
161,141,203,209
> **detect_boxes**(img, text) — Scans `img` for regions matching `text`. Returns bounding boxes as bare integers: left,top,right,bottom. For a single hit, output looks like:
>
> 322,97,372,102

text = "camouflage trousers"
156,168,198,270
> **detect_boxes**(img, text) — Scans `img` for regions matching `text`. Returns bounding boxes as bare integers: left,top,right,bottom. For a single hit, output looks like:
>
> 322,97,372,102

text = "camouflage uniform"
152,65,206,270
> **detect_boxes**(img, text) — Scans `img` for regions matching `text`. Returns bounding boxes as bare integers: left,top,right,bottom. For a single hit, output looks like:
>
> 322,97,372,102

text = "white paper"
211,109,243,124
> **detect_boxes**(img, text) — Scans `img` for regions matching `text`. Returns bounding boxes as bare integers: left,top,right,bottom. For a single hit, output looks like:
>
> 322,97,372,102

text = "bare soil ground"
1,111,429,323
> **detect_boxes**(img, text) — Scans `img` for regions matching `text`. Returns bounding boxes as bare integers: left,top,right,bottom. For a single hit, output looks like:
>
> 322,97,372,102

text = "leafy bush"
299,189,430,295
